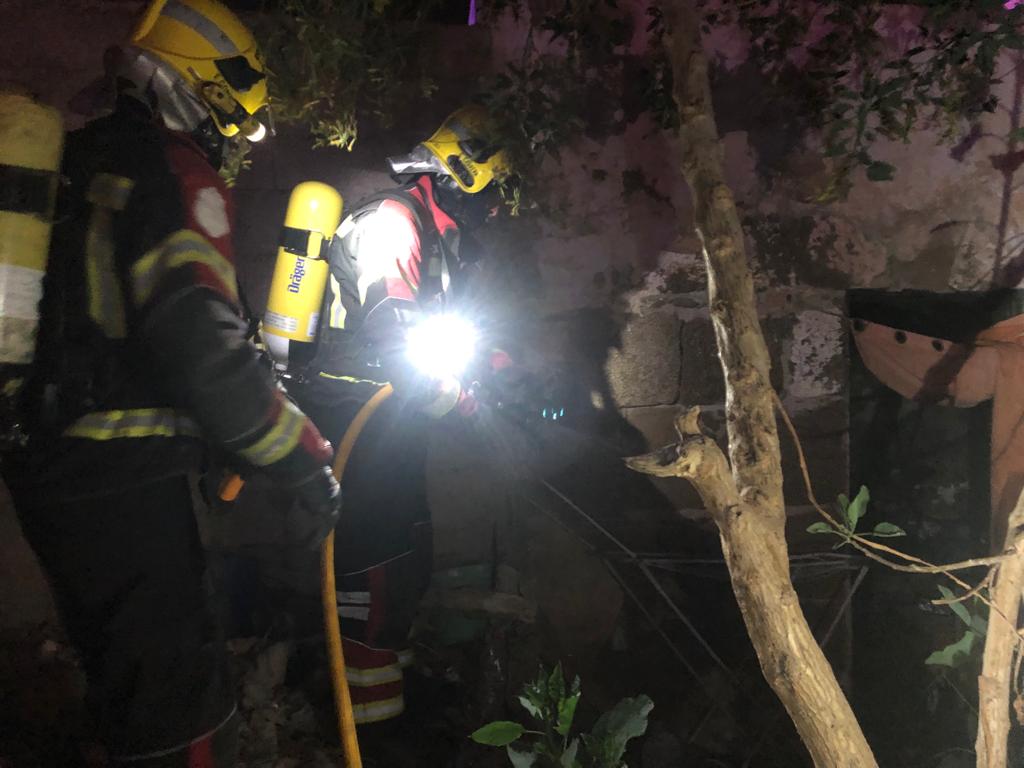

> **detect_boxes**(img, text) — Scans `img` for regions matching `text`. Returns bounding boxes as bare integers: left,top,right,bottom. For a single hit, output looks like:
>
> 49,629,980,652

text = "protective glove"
286,465,341,550
414,374,464,419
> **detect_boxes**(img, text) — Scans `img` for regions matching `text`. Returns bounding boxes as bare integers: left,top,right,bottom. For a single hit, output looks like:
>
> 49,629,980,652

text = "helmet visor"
387,144,447,178
458,136,498,163
214,55,265,92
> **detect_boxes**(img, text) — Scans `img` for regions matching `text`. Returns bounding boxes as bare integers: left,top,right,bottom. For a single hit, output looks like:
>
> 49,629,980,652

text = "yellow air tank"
263,181,343,367
0,93,63,445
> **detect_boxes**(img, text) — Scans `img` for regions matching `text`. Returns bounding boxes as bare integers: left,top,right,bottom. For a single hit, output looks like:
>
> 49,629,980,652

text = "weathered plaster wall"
476,4,1024,526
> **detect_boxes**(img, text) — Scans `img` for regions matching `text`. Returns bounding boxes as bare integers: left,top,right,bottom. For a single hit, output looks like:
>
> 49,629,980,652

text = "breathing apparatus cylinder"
263,181,343,367
0,93,63,447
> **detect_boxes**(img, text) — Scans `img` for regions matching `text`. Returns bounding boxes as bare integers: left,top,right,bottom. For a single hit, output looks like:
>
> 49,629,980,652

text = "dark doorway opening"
848,289,1002,766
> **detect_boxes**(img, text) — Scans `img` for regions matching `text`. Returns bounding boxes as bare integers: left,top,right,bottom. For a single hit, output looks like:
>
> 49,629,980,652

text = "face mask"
434,181,494,231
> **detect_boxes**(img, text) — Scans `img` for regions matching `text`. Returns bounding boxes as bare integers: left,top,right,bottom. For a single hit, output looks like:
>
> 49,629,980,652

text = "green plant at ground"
807,485,907,549
925,585,988,668
470,665,653,768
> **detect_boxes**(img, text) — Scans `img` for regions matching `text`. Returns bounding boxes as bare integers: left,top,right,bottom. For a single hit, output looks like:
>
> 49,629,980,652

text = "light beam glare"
406,314,478,380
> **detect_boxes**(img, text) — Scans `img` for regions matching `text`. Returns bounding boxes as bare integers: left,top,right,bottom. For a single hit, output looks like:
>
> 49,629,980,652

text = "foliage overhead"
706,0,1024,197
254,0,1024,201
472,0,644,212
256,0,439,150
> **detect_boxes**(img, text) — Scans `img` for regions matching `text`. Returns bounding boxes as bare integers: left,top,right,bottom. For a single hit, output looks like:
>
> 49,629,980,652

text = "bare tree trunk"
976,496,1024,768
626,2,878,764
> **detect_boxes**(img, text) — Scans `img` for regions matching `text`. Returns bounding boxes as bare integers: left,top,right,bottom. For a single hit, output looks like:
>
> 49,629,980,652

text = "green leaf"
1011,127,1024,142
870,522,905,537
937,585,973,628
584,696,653,768
519,668,549,720
807,522,840,535
971,613,989,637
518,694,542,719
866,161,897,182
508,746,538,768
846,485,870,528
548,664,566,708
925,630,977,667
471,721,525,747
561,739,581,768
556,678,581,737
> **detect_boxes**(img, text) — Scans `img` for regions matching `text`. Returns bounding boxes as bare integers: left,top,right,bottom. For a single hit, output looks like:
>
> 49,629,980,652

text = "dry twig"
771,391,1013,614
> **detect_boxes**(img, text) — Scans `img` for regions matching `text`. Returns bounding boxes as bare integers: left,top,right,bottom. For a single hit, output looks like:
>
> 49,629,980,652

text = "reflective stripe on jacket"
64,409,200,440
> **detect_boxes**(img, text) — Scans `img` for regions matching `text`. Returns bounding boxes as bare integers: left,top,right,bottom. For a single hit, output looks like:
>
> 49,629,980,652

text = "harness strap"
280,224,331,259
0,163,58,218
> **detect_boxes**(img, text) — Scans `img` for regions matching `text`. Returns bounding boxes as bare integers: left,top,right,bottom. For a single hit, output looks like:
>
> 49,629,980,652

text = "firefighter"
2,1,340,765
284,105,553,727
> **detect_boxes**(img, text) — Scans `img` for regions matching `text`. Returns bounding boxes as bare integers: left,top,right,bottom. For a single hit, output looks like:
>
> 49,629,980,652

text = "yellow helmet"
131,0,269,140
390,105,511,195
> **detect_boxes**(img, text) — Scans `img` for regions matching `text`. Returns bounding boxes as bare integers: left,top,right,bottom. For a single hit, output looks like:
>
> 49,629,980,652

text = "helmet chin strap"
114,47,226,166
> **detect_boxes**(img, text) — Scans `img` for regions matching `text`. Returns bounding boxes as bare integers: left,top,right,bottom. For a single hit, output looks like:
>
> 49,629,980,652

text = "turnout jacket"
313,175,460,386
7,102,331,503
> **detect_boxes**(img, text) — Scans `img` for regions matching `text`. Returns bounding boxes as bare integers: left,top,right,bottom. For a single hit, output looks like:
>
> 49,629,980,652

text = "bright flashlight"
246,122,267,142
406,314,478,380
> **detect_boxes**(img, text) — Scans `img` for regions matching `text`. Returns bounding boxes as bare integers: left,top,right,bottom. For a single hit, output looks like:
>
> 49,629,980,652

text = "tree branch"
975,497,1024,768
626,3,880,764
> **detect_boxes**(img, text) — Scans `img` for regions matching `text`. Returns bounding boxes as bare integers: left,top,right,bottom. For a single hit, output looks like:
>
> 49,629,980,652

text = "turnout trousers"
291,376,434,724
13,475,237,766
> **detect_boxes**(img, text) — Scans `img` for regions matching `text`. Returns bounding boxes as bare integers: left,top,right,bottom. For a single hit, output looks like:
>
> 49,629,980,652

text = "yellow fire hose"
218,382,395,768
321,382,394,768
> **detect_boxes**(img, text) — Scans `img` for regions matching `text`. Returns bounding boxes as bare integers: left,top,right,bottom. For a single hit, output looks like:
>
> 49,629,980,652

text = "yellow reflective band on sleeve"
317,372,390,387
344,663,403,687
64,408,201,440
237,399,306,467
131,230,238,306
328,274,347,330
86,173,134,212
